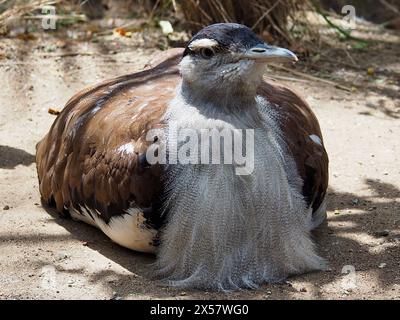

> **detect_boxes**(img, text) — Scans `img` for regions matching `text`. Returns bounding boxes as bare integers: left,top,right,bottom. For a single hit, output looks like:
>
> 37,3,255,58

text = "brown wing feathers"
258,81,329,212
36,52,181,224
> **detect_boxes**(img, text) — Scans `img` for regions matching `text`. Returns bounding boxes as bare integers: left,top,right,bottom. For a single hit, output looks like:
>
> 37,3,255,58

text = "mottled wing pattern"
258,81,329,213
36,51,182,226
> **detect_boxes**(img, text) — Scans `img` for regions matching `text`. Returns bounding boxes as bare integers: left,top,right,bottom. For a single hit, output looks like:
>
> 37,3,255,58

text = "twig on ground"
341,47,357,67
23,14,87,22
269,64,353,92
379,0,399,14
266,75,312,83
39,52,96,57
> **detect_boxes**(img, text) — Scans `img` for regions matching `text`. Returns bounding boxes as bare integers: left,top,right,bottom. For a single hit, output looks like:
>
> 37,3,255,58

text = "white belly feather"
70,206,157,253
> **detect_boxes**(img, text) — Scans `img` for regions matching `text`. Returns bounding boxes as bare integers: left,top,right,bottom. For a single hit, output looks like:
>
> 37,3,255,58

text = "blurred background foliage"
0,0,398,52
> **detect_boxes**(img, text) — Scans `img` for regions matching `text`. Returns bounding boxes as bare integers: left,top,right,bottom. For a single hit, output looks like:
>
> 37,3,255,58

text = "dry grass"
178,0,305,44
137,0,315,44
0,0,61,27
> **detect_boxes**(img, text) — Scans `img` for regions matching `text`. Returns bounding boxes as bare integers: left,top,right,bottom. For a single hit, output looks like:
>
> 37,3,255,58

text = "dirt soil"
0,24,399,300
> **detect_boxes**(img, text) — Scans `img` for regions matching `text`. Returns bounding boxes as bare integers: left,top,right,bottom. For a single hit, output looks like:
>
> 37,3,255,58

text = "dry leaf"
48,108,60,116
114,27,127,37
367,67,375,76
159,21,173,35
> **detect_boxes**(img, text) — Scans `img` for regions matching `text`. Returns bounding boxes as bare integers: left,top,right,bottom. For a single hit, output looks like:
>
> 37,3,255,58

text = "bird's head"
180,23,298,98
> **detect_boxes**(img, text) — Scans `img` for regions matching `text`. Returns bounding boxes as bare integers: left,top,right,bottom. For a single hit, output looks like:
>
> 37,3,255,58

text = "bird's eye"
199,48,215,59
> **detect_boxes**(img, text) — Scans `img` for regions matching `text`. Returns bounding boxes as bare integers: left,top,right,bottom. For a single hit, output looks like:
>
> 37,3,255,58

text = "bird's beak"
242,43,298,63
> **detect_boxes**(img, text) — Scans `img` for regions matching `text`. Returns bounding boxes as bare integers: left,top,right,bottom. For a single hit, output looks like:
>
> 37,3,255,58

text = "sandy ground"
0,28,399,300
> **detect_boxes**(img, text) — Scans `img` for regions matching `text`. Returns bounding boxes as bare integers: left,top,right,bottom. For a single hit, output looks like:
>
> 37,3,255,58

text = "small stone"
351,198,359,205
378,263,387,269
179,292,186,296
374,230,390,237
3,205,10,210
111,292,122,300
56,252,68,260
299,287,307,292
